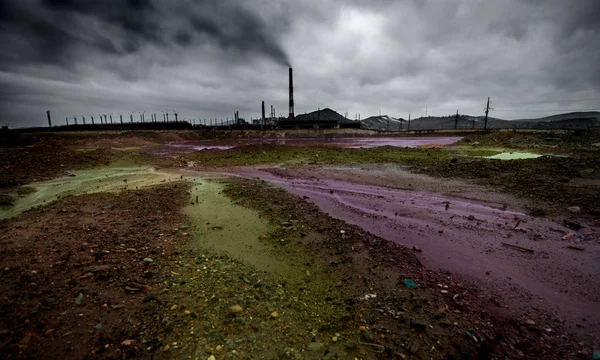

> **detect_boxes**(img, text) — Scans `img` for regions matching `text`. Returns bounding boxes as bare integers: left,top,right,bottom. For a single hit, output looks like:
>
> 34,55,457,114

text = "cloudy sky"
1,0,599,128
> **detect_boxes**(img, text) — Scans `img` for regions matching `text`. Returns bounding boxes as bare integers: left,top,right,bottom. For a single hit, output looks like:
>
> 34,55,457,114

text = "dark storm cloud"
0,0,290,70
0,0,599,128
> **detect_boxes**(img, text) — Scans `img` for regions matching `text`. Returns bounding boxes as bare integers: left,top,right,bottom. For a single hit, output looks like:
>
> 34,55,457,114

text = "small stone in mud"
521,319,536,326
567,206,581,213
142,258,153,263
171,305,179,311
229,305,243,315
467,215,475,221
270,311,279,319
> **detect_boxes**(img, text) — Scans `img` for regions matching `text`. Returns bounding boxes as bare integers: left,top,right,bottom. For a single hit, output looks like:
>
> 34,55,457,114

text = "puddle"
184,181,302,281
152,137,462,154
0,167,179,220
485,152,542,160
0,167,305,282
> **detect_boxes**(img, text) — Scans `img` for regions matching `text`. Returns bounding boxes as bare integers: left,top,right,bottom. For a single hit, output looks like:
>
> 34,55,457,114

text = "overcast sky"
1,0,599,128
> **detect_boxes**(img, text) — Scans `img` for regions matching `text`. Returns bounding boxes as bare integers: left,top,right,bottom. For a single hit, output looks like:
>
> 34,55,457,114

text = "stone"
75,293,84,305
229,305,243,315
142,258,153,263
270,311,279,319
521,319,536,326
567,206,581,213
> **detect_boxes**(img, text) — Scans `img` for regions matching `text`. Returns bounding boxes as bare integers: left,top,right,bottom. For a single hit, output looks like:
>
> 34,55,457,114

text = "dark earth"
1,129,599,359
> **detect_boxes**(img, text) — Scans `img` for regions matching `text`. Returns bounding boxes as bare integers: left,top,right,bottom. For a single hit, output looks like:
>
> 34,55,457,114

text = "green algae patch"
184,180,303,282
485,152,542,160
0,167,179,220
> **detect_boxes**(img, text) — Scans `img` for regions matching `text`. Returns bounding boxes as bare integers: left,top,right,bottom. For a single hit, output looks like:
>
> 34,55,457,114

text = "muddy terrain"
1,129,599,359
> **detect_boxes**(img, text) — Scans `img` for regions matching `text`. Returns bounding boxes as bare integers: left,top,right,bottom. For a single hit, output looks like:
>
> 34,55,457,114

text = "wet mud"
218,166,600,334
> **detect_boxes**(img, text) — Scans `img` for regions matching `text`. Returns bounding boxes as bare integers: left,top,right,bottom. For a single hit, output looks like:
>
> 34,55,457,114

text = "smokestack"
262,101,265,125
289,67,294,120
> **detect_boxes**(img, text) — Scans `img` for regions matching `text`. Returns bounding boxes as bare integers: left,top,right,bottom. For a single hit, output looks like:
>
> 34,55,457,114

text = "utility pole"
407,113,411,131
46,110,52,127
484,97,491,130
82,115,86,125
65,117,69,126
454,110,459,129
91,115,94,125
74,116,78,125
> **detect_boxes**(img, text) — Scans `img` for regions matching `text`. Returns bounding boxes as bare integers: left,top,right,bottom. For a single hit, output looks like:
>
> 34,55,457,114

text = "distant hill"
360,115,407,130
359,111,600,130
292,109,599,130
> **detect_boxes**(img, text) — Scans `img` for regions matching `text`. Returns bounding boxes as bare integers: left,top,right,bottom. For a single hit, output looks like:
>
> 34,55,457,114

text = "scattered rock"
229,305,243,315
567,206,581,213
142,258,154,263
521,319,536,327
75,293,84,305
171,305,179,311
270,311,279,319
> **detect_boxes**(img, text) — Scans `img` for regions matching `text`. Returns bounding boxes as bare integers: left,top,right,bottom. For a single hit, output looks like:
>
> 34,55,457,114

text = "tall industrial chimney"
261,101,266,125
289,67,294,120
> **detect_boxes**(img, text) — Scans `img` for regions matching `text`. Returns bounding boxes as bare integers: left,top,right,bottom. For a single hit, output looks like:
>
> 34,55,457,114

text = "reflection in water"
154,137,462,154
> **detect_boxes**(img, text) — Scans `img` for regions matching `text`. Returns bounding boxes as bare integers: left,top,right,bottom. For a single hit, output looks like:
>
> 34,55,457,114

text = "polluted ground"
0,130,599,360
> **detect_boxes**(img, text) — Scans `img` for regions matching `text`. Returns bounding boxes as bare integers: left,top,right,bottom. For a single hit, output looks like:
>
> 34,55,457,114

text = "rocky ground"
0,129,599,359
